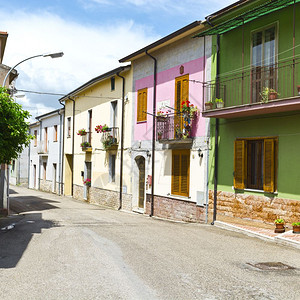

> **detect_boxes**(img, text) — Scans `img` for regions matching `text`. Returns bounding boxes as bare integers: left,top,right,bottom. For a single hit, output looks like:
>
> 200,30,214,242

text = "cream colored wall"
64,68,133,195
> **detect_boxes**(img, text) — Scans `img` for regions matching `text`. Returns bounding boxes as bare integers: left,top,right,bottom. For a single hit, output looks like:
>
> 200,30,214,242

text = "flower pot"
158,134,162,140
274,223,285,233
216,102,224,109
268,92,277,100
205,102,213,110
297,85,300,96
292,225,300,234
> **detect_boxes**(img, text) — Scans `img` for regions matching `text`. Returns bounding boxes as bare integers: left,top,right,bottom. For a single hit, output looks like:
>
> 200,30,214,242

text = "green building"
196,0,300,225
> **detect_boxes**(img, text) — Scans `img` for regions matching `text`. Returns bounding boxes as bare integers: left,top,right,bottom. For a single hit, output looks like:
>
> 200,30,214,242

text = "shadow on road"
9,189,60,214
0,212,58,269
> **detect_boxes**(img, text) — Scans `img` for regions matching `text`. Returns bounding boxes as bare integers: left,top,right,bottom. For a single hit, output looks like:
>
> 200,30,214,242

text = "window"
67,117,71,137
111,77,115,91
34,130,37,146
137,88,147,122
234,138,277,192
109,154,116,182
251,26,276,102
44,127,48,152
171,149,190,197
53,125,58,142
88,110,92,144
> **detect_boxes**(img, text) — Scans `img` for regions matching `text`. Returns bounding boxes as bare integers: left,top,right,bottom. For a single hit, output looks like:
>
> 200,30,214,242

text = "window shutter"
234,140,246,189
180,151,190,197
171,153,180,195
171,150,190,197
182,77,189,103
137,88,147,122
263,138,275,192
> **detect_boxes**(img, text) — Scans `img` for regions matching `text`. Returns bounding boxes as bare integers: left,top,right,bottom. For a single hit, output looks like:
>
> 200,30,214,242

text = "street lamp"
2,51,64,87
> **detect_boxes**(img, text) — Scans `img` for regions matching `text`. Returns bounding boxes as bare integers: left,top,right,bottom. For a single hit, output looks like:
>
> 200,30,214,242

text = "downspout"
293,0,296,94
68,97,75,196
116,69,126,210
38,120,42,190
211,34,220,225
27,130,30,188
58,100,65,196
145,50,157,217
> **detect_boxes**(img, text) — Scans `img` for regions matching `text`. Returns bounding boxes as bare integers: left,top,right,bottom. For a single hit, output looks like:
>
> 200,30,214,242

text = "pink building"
120,22,212,222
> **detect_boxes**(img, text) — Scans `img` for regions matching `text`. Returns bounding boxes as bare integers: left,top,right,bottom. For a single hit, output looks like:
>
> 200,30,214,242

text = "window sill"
234,187,278,195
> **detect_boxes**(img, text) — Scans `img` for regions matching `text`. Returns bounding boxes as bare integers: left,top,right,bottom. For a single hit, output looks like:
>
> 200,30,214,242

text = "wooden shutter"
137,88,147,122
171,150,190,197
234,140,246,189
263,138,275,192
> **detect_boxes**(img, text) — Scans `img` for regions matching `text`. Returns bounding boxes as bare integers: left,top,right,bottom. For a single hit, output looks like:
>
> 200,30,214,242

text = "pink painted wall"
134,57,205,141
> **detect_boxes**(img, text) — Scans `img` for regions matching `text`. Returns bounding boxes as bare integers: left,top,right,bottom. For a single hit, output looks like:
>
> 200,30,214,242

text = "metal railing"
81,132,92,148
203,58,300,111
37,141,49,154
156,114,195,142
101,127,119,149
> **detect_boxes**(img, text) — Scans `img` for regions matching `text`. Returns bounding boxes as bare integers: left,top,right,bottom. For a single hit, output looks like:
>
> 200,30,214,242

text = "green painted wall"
209,113,300,200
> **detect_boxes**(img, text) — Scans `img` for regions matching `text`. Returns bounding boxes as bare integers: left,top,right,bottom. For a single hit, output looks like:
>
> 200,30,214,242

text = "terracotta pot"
205,102,213,110
268,92,277,100
292,225,300,234
274,223,285,233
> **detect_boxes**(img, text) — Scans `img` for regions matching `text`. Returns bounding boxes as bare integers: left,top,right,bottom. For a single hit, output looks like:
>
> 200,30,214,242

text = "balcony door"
251,26,277,103
174,75,189,138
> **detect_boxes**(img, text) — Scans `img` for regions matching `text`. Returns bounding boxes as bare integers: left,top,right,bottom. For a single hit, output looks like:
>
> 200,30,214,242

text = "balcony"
81,132,92,151
156,114,195,144
101,127,119,150
203,58,300,118
37,141,49,155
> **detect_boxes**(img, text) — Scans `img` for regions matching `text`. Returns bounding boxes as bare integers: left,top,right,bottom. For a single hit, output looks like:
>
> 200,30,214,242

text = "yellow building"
60,65,133,210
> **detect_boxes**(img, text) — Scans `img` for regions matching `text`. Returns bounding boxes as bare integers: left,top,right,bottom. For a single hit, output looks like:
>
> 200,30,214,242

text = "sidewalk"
214,216,300,250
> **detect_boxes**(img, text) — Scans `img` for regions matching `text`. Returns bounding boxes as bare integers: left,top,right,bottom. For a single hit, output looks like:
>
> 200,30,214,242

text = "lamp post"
0,51,64,216
2,52,64,87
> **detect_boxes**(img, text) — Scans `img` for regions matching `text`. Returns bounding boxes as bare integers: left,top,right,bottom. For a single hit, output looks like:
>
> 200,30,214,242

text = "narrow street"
0,186,299,300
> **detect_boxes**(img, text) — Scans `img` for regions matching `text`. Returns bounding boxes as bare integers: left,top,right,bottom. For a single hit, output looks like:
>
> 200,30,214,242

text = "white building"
28,109,64,194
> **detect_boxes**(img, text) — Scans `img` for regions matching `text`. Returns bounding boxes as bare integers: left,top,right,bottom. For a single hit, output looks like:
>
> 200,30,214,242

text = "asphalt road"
0,186,299,300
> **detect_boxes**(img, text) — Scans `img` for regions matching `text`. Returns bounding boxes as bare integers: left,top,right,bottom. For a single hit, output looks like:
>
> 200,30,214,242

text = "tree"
0,87,33,163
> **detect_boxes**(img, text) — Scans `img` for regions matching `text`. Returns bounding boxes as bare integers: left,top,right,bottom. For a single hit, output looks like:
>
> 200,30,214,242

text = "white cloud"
0,10,159,118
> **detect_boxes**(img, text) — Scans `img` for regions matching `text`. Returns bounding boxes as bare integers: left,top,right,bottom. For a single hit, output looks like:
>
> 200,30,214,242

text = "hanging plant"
77,128,87,136
95,124,110,133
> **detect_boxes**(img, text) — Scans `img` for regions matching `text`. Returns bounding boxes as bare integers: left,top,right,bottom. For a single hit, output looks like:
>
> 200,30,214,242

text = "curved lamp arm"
2,52,64,87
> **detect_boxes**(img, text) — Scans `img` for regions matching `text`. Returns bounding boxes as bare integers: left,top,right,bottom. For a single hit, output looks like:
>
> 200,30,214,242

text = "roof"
119,21,203,62
35,108,64,121
195,0,300,37
59,65,131,102
0,31,8,64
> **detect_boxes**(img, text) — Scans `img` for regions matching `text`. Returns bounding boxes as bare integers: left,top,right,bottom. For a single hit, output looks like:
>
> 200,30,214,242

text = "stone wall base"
146,194,206,223
209,190,300,224
73,184,132,211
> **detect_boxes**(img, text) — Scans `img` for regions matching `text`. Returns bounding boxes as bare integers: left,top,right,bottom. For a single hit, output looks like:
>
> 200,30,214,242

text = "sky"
0,0,236,121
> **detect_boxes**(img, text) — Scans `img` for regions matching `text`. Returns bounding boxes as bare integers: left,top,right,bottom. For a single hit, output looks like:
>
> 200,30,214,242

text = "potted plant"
181,100,199,119
80,141,91,150
157,131,162,140
95,124,110,133
260,87,279,103
102,135,117,149
292,222,300,234
215,98,224,108
274,218,285,233
156,111,167,122
77,128,87,136
83,178,91,187
204,101,213,110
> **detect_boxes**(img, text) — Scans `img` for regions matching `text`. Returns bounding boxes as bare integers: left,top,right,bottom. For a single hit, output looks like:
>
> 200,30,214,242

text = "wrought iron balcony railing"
203,57,300,111
156,114,195,142
81,132,92,150
101,127,119,150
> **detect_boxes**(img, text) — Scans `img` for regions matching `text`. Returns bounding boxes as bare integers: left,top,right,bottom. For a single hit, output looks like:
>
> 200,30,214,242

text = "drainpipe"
145,50,157,217
38,120,42,190
68,97,75,196
58,101,65,196
211,34,220,225
116,69,126,210
27,130,31,188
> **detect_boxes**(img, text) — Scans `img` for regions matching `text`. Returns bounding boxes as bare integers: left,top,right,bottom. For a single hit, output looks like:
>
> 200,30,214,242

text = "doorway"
136,156,145,209
65,154,73,195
